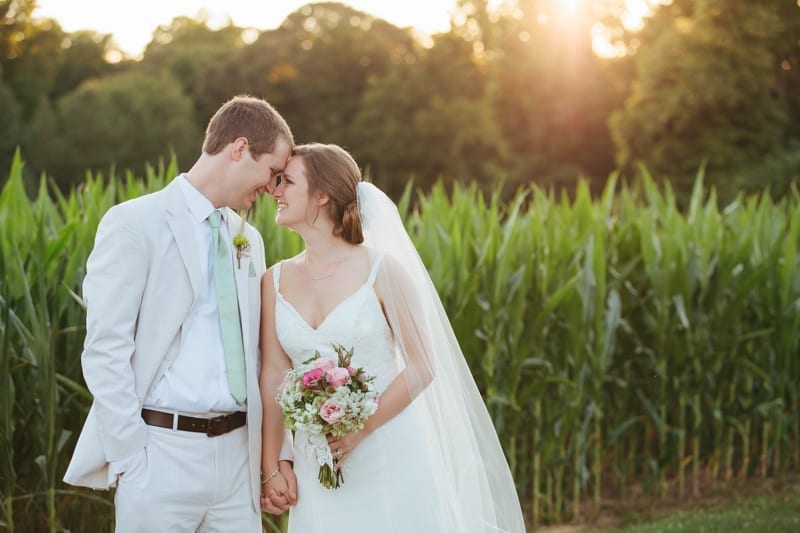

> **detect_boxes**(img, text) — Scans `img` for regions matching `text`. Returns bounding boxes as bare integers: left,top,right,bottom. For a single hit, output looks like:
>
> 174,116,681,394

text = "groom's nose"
266,174,281,196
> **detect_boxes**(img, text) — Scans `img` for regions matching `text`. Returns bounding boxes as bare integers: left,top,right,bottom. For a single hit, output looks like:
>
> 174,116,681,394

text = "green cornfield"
1,149,799,531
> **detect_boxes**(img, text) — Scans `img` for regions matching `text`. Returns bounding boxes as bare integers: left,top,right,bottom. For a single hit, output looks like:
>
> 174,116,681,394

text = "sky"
33,0,462,58
33,1,653,59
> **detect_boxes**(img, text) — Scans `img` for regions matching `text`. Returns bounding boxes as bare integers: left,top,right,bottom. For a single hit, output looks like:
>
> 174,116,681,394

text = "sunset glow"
33,0,458,58
32,0,657,59
556,0,584,17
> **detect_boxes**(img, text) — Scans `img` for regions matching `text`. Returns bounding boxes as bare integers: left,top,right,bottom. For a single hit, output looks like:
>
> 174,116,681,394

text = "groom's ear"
230,137,249,161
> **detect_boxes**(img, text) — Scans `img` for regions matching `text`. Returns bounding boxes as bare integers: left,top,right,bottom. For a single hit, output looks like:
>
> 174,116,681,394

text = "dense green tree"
488,0,619,191
19,95,58,179
1,0,39,176
2,1,115,104
50,71,200,187
2,0,798,202
195,2,417,149
1,1,119,183
51,30,114,98
771,1,800,140
139,16,245,125
0,82,22,177
2,11,64,118
353,32,505,195
610,0,799,197
1,0,38,74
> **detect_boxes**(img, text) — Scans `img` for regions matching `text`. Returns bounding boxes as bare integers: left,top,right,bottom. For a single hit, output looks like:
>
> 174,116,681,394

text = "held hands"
327,429,369,472
260,461,297,514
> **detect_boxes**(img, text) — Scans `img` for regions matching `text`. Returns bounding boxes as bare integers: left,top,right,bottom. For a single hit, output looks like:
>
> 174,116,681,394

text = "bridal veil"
357,181,526,533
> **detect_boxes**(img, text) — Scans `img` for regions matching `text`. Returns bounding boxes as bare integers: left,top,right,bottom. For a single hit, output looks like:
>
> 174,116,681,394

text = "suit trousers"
114,423,260,532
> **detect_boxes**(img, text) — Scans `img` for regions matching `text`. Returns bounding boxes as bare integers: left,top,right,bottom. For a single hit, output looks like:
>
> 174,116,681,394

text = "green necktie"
208,210,247,404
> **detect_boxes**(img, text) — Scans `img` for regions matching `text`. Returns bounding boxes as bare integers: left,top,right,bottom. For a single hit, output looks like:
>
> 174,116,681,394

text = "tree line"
1,0,799,202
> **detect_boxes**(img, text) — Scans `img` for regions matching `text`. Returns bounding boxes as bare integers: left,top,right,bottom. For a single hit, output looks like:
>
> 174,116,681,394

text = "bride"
259,143,525,532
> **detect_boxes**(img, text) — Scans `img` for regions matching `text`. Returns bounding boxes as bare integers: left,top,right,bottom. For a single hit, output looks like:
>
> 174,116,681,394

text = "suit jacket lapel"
165,180,201,300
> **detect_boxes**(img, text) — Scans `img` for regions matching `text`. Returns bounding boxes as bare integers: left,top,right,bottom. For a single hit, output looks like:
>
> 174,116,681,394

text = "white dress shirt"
144,174,244,414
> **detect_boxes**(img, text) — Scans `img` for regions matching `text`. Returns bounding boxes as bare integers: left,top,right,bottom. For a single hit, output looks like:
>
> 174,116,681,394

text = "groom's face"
231,137,291,210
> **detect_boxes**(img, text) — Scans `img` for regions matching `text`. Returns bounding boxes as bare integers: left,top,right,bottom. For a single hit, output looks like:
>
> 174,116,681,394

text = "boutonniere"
232,215,251,269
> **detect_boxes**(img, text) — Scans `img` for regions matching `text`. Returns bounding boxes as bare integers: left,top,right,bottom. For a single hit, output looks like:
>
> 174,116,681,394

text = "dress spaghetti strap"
272,261,283,291
366,254,385,286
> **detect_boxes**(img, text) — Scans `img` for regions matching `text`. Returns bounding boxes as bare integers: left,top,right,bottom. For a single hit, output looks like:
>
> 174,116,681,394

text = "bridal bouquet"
276,344,379,489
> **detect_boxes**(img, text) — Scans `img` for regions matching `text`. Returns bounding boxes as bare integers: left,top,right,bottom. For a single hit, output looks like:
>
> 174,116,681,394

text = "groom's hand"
278,460,297,505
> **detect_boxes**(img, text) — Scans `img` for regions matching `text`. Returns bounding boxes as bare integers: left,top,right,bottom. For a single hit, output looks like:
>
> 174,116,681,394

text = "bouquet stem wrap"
310,433,342,488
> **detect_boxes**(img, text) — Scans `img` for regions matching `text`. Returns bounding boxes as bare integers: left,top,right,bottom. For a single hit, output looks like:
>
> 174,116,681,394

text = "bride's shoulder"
263,253,304,290
370,252,413,292
369,250,403,273
267,253,304,272
359,247,390,275
361,245,392,266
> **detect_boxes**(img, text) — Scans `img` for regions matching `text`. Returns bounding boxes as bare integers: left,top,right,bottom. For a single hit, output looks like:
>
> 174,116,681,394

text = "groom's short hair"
202,94,294,159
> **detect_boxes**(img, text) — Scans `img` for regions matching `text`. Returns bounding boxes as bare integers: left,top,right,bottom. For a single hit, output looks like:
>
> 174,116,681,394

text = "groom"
64,95,296,531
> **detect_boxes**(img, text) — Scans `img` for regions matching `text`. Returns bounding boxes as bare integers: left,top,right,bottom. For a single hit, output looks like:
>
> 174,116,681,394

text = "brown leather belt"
141,408,246,437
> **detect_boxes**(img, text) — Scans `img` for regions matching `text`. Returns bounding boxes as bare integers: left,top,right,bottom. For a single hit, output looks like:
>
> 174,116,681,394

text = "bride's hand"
261,471,292,514
327,430,368,471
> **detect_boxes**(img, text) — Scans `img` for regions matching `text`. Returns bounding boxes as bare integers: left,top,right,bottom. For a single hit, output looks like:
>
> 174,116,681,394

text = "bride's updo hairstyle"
294,143,364,245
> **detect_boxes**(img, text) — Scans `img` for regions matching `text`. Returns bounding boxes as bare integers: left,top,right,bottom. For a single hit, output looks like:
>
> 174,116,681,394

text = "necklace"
304,253,345,281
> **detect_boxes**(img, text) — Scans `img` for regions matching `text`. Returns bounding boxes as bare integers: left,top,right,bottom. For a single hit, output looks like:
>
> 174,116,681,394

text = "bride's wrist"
261,465,280,485
361,422,376,438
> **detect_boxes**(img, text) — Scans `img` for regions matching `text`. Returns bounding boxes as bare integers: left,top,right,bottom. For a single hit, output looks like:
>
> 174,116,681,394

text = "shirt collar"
176,174,218,225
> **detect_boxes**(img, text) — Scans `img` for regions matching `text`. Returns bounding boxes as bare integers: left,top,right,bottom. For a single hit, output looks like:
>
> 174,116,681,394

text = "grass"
539,474,800,532
614,491,800,532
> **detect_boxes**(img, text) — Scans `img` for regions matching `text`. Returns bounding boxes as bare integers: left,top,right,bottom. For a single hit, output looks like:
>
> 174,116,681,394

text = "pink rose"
312,358,337,372
319,399,345,424
326,367,351,388
347,366,356,374
301,368,325,389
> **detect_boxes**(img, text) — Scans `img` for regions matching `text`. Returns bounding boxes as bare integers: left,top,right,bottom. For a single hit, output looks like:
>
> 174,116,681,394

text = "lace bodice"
273,255,400,392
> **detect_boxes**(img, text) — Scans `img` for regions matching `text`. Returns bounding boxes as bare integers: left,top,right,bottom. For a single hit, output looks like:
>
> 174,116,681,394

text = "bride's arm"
259,268,297,511
329,256,435,466
369,255,436,421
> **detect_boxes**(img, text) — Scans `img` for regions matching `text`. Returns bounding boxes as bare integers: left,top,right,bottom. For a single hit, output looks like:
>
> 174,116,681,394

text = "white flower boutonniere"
232,216,251,269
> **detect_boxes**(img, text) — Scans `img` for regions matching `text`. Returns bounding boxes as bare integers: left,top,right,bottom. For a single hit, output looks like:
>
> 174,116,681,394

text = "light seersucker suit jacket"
64,178,267,510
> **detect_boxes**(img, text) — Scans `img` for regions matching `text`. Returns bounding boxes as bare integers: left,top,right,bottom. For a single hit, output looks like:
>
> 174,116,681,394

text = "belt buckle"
206,414,229,437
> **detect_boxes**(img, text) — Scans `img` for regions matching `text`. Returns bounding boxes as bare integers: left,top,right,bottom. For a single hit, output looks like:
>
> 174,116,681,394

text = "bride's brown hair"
293,143,364,244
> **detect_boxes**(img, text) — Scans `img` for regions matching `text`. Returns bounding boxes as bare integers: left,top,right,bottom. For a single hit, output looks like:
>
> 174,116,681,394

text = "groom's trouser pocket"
117,448,148,488
114,425,256,533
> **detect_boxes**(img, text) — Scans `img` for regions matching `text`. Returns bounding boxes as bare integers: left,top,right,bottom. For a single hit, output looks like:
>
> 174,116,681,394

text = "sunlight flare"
556,0,583,16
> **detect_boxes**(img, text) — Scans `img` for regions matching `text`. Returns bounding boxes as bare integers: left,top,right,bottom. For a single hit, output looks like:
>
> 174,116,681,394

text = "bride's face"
273,156,315,229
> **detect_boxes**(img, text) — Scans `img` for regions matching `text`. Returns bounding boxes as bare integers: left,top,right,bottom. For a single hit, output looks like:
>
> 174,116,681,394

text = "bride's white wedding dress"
272,256,444,532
